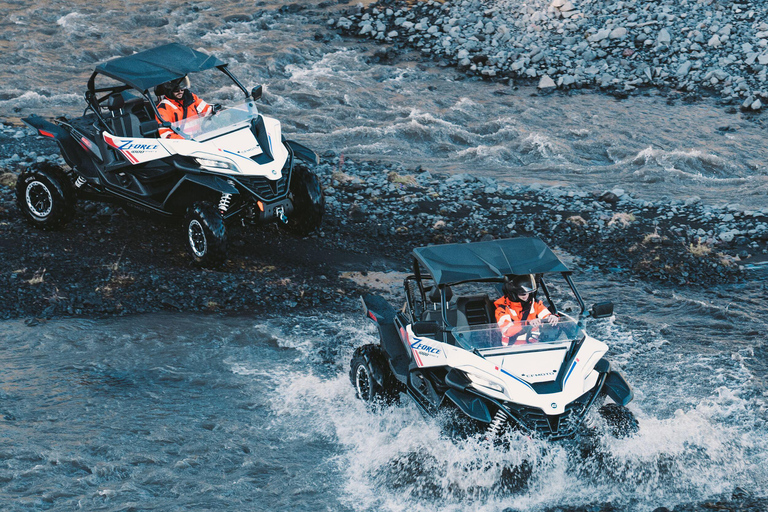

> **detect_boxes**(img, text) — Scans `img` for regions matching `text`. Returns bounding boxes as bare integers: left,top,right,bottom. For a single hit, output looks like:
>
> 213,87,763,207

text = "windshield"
169,101,258,141
452,318,583,353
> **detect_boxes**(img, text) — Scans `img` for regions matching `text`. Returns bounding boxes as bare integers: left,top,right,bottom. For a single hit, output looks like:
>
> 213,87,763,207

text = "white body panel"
102,114,288,178
406,324,607,416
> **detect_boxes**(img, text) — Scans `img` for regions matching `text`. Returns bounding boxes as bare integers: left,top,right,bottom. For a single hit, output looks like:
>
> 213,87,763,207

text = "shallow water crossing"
1,274,766,511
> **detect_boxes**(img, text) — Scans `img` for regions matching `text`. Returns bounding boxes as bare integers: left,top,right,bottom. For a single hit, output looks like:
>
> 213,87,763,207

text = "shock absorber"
487,408,508,438
74,176,86,189
218,193,232,213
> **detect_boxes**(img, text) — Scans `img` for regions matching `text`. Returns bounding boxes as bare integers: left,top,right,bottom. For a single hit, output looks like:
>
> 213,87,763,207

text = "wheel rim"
188,219,207,257
25,181,53,219
355,364,372,401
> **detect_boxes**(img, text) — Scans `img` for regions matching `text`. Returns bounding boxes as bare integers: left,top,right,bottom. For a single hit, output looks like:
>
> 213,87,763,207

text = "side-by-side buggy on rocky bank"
351,238,638,440
18,43,324,266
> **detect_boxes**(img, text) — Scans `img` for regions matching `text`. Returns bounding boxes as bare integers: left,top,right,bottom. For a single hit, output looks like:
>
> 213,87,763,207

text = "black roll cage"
83,64,252,134
404,266,587,344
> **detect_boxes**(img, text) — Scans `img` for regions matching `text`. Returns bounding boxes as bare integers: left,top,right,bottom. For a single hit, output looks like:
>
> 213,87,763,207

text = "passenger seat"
455,295,495,328
105,92,158,138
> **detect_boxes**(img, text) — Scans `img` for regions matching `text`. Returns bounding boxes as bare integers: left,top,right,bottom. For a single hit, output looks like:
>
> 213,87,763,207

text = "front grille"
235,173,290,201
504,388,595,438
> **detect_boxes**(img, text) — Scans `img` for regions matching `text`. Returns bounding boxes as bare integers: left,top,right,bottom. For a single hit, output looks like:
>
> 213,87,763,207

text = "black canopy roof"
92,43,226,92
412,238,570,286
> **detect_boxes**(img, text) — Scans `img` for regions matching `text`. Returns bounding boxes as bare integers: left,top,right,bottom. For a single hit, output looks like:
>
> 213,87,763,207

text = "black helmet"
503,274,537,302
156,76,190,98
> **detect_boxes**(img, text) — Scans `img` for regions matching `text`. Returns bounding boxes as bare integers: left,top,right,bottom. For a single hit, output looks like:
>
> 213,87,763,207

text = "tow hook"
276,206,288,224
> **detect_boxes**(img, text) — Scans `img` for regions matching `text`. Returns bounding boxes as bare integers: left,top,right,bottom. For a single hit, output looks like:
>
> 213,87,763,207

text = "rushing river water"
1,273,767,511
1,1,767,510
2,0,768,208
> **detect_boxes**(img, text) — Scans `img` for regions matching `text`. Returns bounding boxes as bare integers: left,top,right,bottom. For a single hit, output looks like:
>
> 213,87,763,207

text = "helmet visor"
511,275,537,294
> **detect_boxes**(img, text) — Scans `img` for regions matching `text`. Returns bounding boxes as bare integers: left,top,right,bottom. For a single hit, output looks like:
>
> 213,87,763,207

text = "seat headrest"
107,94,124,111
107,91,145,111
428,285,452,303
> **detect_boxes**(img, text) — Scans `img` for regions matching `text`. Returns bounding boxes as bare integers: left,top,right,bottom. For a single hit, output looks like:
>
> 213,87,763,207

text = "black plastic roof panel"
412,238,570,286
93,43,226,92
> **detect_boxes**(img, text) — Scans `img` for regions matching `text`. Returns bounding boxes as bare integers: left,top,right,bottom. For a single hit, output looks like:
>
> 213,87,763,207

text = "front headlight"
466,372,506,395
195,157,237,172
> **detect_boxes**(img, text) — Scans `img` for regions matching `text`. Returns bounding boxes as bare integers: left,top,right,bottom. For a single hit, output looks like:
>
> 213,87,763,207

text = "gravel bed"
1,124,766,320
332,0,768,110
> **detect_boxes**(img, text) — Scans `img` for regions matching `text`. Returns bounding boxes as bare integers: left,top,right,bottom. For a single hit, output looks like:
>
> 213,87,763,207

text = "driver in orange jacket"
155,76,212,139
494,274,558,346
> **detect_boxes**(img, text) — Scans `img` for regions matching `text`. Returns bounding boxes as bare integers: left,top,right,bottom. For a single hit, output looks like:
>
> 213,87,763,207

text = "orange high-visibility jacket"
494,296,552,343
156,93,212,139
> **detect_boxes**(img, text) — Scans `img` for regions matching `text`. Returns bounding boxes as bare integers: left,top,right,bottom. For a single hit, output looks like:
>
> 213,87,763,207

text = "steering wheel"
538,322,560,342
512,324,535,344
199,114,216,130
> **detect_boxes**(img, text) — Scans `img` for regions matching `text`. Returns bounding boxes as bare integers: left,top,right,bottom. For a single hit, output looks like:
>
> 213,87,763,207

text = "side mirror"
590,301,614,318
251,85,262,101
412,321,439,337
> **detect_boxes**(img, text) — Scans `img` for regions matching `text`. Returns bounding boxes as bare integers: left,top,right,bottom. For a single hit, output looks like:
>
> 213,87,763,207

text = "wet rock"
132,15,169,28
223,14,253,23
538,75,556,89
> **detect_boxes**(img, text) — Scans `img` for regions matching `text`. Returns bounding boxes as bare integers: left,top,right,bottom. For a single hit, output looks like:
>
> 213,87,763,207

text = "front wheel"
15,163,76,230
280,165,324,236
350,344,399,405
183,202,227,267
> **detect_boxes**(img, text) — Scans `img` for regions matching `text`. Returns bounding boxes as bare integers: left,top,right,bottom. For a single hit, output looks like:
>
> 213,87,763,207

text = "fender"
285,139,319,166
22,115,99,177
603,370,633,406
444,388,492,423
360,294,409,382
163,174,239,213
23,115,69,140
594,358,633,406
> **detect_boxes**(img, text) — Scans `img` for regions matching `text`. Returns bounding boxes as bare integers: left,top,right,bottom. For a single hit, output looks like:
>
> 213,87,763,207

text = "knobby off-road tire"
598,402,639,438
280,164,325,236
350,344,400,405
16,163,76,230
184,202,227,268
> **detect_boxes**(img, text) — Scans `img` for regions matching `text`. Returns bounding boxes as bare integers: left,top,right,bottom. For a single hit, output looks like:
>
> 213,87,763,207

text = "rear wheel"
350,344,400,405
280,165,324,236
16,163,76,230
598,403,639,438
184,202,227,267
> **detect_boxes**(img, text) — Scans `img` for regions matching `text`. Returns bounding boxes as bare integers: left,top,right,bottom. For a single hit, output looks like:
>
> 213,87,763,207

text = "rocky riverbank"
1,123,766,320
332,0,768,110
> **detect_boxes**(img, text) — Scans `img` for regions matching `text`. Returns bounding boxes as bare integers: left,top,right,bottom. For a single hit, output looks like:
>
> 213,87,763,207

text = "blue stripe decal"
499,368,533,390
563,361,578,387
222,149,254,162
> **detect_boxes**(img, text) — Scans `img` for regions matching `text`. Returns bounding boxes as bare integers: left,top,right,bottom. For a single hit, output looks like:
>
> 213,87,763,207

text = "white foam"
257,312,768,510
0,91,81,112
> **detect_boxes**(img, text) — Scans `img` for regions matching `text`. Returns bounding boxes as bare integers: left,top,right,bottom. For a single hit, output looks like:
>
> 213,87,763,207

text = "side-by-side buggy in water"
351,238,638,440
18,43,324,266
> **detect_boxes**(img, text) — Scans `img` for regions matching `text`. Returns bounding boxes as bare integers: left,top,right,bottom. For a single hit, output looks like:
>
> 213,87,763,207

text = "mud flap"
603,370,633,406
444,389,492,423
285,139,319,166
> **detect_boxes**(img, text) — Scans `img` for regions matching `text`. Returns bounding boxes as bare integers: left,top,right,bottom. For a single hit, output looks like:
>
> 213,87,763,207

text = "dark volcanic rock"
0,129,765,320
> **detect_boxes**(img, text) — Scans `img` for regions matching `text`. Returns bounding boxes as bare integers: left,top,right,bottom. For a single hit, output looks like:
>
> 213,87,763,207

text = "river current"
0,1,767,511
